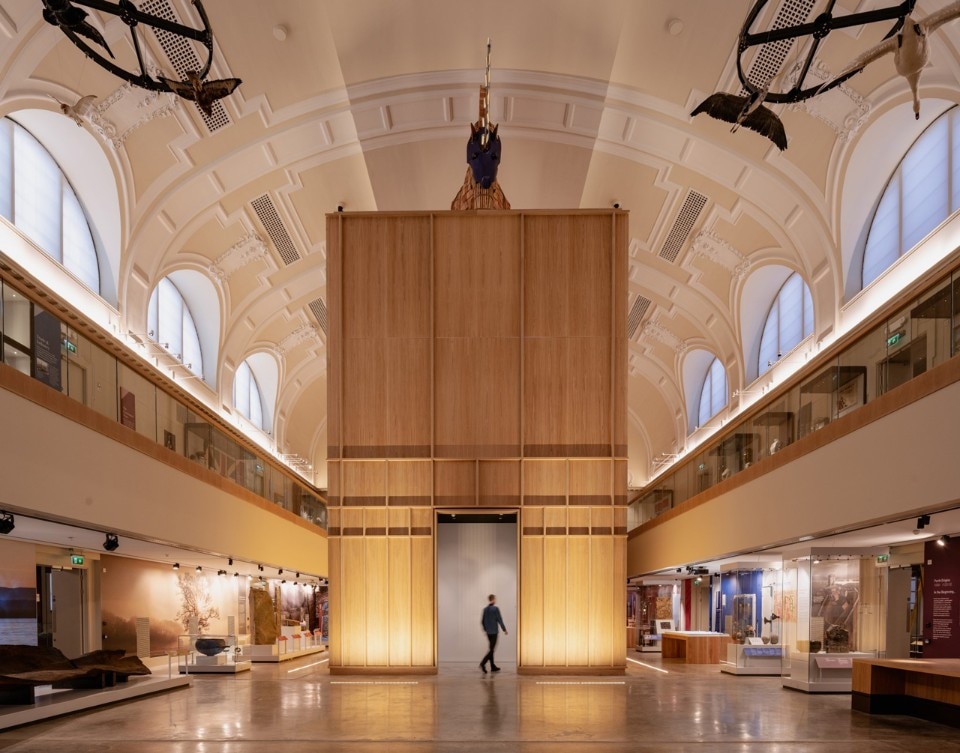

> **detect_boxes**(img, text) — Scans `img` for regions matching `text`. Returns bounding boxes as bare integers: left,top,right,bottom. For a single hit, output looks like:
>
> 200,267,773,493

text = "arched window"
234,359,264,430
147,277,203,379
698,357,727,427
862,107,960,288
758,272,813,375
0,117,100,293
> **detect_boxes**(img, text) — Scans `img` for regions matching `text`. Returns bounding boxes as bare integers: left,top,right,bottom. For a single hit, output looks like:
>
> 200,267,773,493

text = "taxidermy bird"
828,0,960,120
691,88,788,151
763,613,780,625
51,94,97,127
158,70,242,117
42,0,113,58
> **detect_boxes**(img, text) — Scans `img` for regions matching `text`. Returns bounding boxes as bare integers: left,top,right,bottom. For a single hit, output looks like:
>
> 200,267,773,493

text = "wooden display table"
661,631,731,664
852,658,960,727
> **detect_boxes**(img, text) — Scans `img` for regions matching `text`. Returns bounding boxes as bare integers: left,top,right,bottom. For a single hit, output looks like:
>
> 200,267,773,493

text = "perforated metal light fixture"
103,533,119,552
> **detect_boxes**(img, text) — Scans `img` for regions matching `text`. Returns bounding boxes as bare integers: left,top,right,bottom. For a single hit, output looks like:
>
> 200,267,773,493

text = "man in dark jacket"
480,593,507,673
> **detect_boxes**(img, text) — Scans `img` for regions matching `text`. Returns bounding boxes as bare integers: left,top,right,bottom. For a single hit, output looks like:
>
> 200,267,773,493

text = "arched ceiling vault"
1,0,958,487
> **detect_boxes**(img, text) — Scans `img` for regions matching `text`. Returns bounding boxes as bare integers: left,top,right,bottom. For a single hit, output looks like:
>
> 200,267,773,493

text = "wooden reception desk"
852,658,960,727
660,632,731,664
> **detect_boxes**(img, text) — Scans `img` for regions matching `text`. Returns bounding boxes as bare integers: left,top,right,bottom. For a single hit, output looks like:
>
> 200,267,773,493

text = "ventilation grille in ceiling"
251,195,301,265
659,191,707,263
309,297,328,336
628,295,651,339
741,0,817,92
140,0,231,132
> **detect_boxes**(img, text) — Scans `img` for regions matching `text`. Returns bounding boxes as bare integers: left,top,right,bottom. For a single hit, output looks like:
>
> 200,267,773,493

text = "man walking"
480,594,507,673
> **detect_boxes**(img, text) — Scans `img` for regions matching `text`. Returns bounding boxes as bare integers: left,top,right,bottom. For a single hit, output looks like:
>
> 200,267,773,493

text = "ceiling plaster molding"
784,59,872,143
278,322,321,355
208,233,269,282
641,319,688,356
87,74,180,150
690,230,751,279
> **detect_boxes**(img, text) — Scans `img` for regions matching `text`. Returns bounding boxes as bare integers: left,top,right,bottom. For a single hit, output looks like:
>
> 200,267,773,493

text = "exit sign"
886,332,902,347
70,555,84,565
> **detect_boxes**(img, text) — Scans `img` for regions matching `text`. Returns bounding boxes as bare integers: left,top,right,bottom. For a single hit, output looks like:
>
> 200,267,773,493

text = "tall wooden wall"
327,210,628,674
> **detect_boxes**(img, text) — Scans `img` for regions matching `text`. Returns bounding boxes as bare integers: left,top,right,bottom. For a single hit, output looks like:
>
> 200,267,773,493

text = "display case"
176,634,252,674
780,548,888,692
798,366,866,437
717,563,784,675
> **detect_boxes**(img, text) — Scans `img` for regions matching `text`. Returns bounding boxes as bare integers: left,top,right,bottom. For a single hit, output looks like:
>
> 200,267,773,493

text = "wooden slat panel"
364,508,388,535
384,217,431,338
434,460,476,505
613,534,627,667
522,506,544,535
566,536,590,666
543,537,567,664
589,536,615,666
544,506,567,535
341,537,366,665
522,459,566,504
410,536,435,666
523,338,566,454
568,215,612,338
433,214,521,338
523,216,570,338
327,535,342,664
327,461,341,507
388,537,412,665
388,461,432,503
342,338,385,452
385,337,431,454
479,460,520,506
326,219,342,460
569,459,612,504
566,337,611,451
520,536,544,667
341,218,386,338
567,506,590,534
341,507,363,531
614,460,628,506
342,460,386,504
365,537,389,665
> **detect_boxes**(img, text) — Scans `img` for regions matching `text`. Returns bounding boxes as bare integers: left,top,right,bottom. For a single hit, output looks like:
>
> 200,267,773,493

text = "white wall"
437,521,517,664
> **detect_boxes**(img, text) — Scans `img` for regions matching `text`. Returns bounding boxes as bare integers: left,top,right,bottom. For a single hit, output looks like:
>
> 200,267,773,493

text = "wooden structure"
852,658,960,727
326,210,628,674
660,632,732,664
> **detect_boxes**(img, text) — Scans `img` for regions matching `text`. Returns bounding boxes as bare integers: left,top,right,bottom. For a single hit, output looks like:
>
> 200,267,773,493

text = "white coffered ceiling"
1,0,957,489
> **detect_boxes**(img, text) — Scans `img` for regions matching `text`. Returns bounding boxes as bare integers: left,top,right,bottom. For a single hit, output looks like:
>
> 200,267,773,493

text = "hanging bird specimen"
691,89,787,151
824,1,960,120
691,0,948,148
50,94,98,126
158,70,241,117
38,0,241,114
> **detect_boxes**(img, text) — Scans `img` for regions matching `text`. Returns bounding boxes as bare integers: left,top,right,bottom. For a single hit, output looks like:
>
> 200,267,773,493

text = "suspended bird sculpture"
826,0,960,120
158,70,241,117
51,94,97,127
691,87,788,151
42,0,113,58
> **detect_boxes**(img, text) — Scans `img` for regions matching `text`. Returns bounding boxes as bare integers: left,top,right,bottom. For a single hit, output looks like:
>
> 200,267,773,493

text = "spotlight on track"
196,565,202,573
938,535,950,547
103,533,119,552
173,562,180,570
917,514,931,530
0,511,14,534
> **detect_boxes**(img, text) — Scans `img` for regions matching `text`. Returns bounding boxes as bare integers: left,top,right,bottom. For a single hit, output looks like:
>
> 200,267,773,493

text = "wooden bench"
852,658,960,728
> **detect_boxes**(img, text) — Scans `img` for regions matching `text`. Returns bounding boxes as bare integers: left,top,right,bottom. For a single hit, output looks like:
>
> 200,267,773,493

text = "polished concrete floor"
0,654,957,752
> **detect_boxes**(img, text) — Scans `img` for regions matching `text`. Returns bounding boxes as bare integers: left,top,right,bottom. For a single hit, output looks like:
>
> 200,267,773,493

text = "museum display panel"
780,548,888,692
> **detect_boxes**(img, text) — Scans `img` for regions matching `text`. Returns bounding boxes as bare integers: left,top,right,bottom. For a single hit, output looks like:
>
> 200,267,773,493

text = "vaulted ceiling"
1,0,957,489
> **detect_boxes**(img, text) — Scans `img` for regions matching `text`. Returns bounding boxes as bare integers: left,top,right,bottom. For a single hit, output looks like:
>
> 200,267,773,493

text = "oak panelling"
613,506,628,535
523,338,565,455
434,460,476,506
341,536,367,665
327,535,342,663
613,534,627,666
364,507,388,536
388,461,432,506
384,217,432,338
341,507,363,537
567,216,612,338
435,337,520,457
388,506,411,536
522,506,544,536
388,537,413,665
567,506,591,536
569,459,612,506
614,460,628,507
565,336,611,454
328,507,341,536
566,535,591,666
591,507,614,536
411,536,435,666
520,535,544,667
384,337,431,455
479,460,521,506
410,507,434,537
327,461,340,508
327,218,342,459
342,219,387,338
365,537,389,665
522,459,566,505
543,536,568,664
544,506,567,536
342,338,386,453
588,536,615,666
342,460,386,506
433,214,521,338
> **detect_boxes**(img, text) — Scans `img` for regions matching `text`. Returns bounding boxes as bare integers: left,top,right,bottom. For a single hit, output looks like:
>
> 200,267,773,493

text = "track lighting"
196,565,202,573
0,511,14,534
258,564,264,572
103,533,119,552
228,558,233,566
234,572,239,577
295,572,300,578
278,568,283,575
938,535,950,547
173,562,180,570
218,569,227,576
281,579,287,584
918,514,931,530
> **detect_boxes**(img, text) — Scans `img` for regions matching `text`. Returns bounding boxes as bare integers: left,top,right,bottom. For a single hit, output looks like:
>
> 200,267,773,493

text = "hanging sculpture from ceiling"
40,0,241,114
691,0,960,150
451,39,510,210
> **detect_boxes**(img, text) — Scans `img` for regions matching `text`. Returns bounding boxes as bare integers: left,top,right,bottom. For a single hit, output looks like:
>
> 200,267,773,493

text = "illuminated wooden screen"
327,210,627,674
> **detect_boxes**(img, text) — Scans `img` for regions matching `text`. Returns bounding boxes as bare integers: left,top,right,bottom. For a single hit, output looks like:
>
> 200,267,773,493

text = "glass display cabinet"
176,634,252,674
780,548,888,692
717,562,784,675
